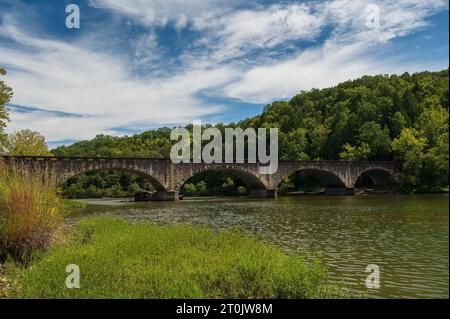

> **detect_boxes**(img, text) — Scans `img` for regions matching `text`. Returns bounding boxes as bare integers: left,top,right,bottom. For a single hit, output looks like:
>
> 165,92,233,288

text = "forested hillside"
55,69,449,196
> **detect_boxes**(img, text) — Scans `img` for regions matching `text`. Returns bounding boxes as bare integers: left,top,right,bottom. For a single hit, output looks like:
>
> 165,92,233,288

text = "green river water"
71,194,449,299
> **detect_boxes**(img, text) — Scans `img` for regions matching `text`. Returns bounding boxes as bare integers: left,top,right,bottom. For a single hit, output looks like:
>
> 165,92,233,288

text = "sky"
0,0,448,148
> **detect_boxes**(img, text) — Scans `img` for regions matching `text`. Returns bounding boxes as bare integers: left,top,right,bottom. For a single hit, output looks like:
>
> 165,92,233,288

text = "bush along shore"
0,164,347,299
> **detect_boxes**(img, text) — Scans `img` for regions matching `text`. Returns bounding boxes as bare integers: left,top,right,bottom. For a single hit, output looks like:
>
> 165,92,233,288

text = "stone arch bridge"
1,156,400,201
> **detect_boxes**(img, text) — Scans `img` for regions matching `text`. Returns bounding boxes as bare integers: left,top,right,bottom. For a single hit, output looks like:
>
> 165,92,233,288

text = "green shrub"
7,217,347,298
0,162,62,263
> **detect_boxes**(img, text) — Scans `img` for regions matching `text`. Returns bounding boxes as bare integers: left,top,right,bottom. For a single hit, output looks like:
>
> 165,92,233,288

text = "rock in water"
134,191,153,202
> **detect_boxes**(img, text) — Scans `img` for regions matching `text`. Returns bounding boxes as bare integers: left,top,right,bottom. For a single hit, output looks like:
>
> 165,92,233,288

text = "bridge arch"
354,168,396,188
275,168,347,194
175,167,268,195
58,168,167,192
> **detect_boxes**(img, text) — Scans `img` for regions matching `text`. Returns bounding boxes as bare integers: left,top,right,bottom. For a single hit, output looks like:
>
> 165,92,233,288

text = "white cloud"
192,3,325,61
89,0,237,29
0,22,235,142
0,0,448,144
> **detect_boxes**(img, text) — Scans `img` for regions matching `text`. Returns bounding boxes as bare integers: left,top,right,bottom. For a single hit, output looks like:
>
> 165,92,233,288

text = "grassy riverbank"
4,217,347,299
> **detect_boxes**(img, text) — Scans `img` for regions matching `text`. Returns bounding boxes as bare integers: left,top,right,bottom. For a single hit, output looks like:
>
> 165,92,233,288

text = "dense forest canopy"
51,69,448,195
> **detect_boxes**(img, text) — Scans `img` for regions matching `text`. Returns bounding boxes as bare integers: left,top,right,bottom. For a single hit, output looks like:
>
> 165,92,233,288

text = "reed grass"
0,161,62,263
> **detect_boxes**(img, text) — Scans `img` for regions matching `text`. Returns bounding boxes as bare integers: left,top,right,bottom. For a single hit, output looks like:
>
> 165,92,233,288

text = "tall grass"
7,217,348,298
0,161,62,263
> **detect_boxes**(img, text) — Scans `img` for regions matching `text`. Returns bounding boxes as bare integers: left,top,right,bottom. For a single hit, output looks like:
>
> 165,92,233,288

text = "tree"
414,107,449,191
391,128,427,190
0,68,12,148
4,129,52,156
390,111,407,138
195,181,207,196
357,122,391,159
284,128,309,160
237,186,247,195
415,106,449,148
421,142,449,191
308,124,329,159
339,143,371,161
182,183,197,196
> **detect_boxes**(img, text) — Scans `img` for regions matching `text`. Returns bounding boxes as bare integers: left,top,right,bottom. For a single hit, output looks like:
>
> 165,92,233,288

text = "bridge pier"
249,189,277,198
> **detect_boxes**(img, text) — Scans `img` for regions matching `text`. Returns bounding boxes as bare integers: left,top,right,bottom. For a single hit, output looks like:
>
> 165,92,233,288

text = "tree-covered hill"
54,69,449,194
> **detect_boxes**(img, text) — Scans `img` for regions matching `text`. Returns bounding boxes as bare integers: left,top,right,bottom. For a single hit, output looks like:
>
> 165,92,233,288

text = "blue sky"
0,0,448,148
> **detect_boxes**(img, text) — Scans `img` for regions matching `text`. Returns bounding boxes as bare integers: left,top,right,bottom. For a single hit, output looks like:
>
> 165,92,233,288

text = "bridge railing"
0,155,399,166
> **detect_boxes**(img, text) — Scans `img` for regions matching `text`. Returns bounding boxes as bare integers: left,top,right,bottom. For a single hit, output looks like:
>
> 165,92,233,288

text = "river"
69,194,449,299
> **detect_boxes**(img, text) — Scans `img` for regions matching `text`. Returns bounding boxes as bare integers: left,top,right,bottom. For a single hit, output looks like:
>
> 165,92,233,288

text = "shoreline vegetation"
5,217,348,299
0,165,348,299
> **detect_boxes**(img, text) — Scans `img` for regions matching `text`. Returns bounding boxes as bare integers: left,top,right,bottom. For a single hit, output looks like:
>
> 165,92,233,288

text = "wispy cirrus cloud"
0,0,448,145
89,0,237,29
191,3,325,62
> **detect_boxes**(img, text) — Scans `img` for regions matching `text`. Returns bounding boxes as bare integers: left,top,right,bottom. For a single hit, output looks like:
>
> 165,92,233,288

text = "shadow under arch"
60,168,167,193
277,168,348,195
177,168,268,198
355,169,395,188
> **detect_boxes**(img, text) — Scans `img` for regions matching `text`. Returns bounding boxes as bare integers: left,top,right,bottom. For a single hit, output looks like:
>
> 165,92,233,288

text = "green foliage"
415,105,448,148
182,183,197,197
61,199,87,210
180,171,248,197
340,143,371,161
3,129,52,156
6,217,347,298
0,68,12,148
54,128,173,158
392,105,449,193
237,186,247,195
62,170,153,198
392,128,427,189
357,122,391,159
277,171,324,194
195,181,207,196
390,111,407,137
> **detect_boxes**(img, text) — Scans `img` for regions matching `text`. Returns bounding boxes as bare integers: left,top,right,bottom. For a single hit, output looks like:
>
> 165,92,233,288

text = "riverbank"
3,216,347,298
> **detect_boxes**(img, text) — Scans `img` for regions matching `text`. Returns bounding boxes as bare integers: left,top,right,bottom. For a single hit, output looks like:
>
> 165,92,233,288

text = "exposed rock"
134,191,155,202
